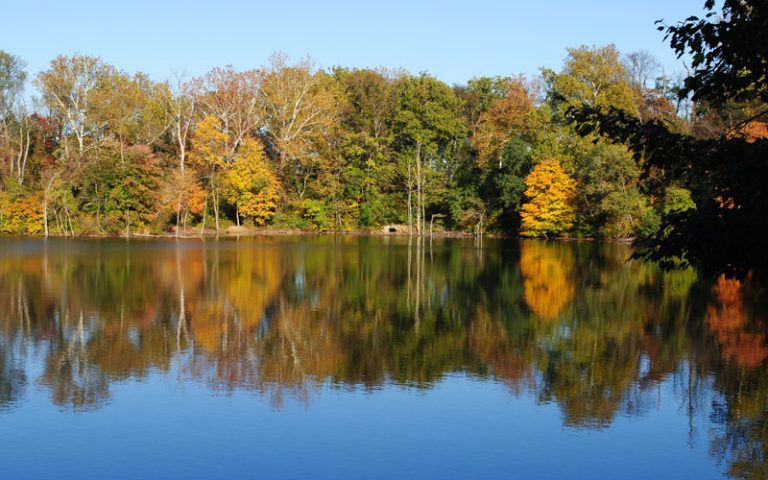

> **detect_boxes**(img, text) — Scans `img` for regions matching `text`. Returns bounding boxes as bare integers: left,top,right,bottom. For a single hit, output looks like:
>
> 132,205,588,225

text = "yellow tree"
223,138,280,226
520,159,577,237
191,115,228,232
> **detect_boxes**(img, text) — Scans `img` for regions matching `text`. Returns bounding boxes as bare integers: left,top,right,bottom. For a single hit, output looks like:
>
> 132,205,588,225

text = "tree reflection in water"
0,236,766,476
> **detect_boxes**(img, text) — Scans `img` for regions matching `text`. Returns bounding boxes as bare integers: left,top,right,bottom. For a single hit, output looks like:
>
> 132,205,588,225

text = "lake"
1,236,766,479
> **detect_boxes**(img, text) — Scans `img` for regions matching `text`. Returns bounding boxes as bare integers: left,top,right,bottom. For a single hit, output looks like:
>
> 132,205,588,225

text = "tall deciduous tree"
35,54,111,161
191,115,229,233
472,77,534,168
261,54,336,197
0,51,26,120
393,73,465,234
159,75,197,233
544,44,639,117
92,70,165,160
623,51,660,92
0,51,30,186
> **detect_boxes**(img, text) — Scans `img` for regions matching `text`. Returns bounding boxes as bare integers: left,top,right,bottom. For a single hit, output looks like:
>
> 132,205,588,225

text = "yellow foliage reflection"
188,244,283,354
519,240,575,322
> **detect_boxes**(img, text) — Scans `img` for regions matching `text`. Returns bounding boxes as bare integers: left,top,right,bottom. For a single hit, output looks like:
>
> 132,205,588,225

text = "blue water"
1,236,765,479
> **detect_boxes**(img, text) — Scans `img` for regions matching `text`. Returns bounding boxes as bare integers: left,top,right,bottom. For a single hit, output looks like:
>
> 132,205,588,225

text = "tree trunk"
43,199,49,238
213,189,220,234
415,142,422,236
15,119,31,185
407,159,413,235
42,172,61,238
430,214,434,238
176,192,182,238
200,195,208,237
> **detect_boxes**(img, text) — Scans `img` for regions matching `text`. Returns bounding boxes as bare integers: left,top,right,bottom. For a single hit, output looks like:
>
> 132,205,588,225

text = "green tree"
393,73,465,234
544,44,640,117
78,145,162,235
477,138,532,232
334,67,399,227
577,143,650,238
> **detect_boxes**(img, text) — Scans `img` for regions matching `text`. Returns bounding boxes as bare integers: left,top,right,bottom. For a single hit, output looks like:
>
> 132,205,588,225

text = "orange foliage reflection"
469,306,534,392
707,275,768,368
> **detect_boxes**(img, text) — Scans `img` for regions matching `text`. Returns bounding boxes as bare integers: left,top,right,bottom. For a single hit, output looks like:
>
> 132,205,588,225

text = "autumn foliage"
472,78,533,168
0,193,43,234
224,138,280,225
1,33,764,245
520,159,577,237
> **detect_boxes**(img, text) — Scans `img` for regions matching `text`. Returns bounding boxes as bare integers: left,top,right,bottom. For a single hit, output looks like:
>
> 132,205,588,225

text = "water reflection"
0,237,767,477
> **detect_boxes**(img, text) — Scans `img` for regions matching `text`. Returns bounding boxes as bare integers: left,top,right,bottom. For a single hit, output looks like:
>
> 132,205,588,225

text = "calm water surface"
1,236,767,479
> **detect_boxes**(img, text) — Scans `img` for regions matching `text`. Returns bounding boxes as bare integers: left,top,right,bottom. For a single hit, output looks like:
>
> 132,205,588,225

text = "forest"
0,0,766,276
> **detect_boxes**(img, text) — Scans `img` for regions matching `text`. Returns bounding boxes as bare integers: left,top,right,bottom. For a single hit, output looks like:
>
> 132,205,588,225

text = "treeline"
0,43,761,238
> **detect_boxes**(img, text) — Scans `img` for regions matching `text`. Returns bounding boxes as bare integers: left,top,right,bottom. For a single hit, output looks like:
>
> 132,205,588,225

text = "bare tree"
160,73,198,235
624,51,660,92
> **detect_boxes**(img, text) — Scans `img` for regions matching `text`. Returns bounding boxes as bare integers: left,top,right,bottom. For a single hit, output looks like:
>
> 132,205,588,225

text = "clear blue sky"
1,0,707,90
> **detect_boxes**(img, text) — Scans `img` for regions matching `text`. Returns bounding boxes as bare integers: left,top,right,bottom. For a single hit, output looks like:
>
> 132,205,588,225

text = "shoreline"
0,227,635,243
2,228,490,240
